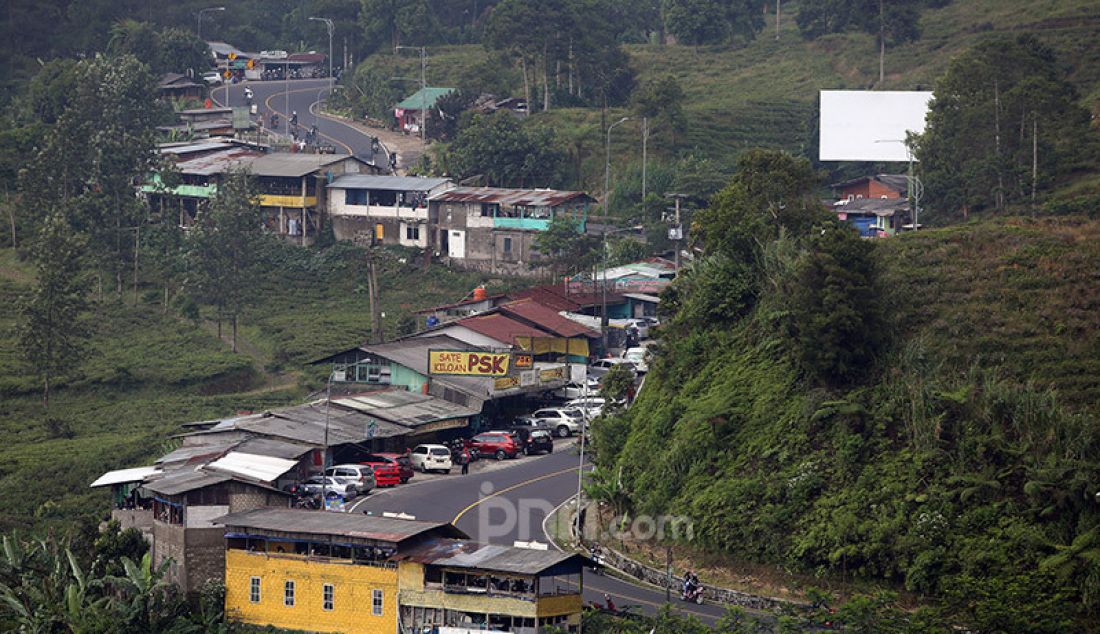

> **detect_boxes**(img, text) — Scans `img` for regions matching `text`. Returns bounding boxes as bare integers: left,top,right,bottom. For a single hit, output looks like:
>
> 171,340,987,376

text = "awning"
90,466,160,488
204,451,299,483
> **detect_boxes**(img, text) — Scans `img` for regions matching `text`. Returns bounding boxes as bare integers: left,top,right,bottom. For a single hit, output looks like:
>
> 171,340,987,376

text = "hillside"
596,215,1100,629
0,242,501,533
366,0,1100,196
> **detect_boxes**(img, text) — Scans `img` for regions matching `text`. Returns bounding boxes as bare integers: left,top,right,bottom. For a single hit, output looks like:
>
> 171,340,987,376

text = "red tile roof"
508,284,623,311
454,313,554,345
498,298,600,338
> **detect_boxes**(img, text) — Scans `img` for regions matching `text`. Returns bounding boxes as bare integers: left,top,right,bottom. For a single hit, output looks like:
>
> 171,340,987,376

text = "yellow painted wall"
397,561,424,591
225,549,397,634
536,593,583,617
260,194,317,208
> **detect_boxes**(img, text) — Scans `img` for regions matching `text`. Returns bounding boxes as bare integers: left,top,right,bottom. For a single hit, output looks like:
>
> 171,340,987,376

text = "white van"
410,444,453,473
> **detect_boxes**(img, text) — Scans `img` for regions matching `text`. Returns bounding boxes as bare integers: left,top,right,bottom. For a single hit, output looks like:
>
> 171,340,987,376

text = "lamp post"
604,116,632,211
196,6,225,42
875,138,922,231
396,46,428,143
309,17,335,87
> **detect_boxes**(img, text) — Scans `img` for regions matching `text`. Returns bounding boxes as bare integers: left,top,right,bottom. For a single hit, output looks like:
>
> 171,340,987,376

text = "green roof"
396,87,456,111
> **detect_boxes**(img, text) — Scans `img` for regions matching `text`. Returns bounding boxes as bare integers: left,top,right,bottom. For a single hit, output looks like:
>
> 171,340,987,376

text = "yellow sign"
428,350,512,377
494,376,519,390
246,58,255,69
228,52,238,61
539,367,565,382
223,69,232,79
513,353,534,369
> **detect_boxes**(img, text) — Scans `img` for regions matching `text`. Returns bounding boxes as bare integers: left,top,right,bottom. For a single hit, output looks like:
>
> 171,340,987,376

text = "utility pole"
878,0,885,87
197,6,225,42
666,193,686,269
604,116,631,210
641,117,649,204
366,245,382,344
396,46,428,143
309,17,335,87
776,0,781,40
1032,113,1038,210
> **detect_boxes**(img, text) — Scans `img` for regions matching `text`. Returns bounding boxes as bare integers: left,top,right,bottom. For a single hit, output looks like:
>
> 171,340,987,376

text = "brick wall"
185,527,227,595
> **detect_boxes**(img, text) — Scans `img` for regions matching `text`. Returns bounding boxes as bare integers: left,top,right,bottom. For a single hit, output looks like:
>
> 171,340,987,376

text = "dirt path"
198,318,297,392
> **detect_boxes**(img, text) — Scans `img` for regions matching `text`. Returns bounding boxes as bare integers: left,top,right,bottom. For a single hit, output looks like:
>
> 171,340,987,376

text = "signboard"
513,353,534,369
494,376,519,390
539,367,565,382
819,90,933,162
428,350,511,377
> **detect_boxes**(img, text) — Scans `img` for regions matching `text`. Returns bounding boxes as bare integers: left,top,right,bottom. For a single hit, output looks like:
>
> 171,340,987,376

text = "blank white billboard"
819,90,933,162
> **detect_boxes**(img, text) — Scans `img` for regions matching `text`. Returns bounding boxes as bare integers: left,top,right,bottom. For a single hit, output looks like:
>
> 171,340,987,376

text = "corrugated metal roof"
395,538,591,575
431,187,594,207
333,390,479,427
205,451,298,483
156,442,235,466
237,437,314,460
174,147,263,176
498,299,600,338
216,508,468,543
239,404,410,445
242,153,356,177
361,336,496,398
395,87,455,110
90,466,160,488
623,293,661,303
145,469,231,496
327,174,451,191
455,313,555,345
159,141,234,155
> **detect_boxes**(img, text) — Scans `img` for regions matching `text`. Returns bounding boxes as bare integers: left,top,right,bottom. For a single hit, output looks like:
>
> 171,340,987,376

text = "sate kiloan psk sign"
428,350,512,377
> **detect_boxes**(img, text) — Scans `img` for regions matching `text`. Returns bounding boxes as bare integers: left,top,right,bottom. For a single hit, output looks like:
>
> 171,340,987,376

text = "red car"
469,432,520,460
359,453,411,486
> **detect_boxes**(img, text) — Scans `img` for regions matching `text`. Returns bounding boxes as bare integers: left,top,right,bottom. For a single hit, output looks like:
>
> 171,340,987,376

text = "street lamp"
309,17,335,87
604,116,632,211
395,46,428,143
196,6,225,42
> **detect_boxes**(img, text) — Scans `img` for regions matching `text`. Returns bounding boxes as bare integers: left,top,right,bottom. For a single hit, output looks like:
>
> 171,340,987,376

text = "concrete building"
326,175,454,246
218,508,589,633
394,87,456,134
431,186,594,277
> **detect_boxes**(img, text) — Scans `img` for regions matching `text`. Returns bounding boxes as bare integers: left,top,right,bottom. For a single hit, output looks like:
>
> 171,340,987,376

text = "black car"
508,426,554,455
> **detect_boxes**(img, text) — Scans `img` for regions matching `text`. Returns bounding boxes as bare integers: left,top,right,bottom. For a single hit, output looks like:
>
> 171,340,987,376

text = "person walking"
460,449,470,475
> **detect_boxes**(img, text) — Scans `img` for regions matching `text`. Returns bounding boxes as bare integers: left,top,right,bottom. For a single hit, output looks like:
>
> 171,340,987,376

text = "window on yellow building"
249,576,261,603
371,589,383,616
323,584,334,611
284,580,295,607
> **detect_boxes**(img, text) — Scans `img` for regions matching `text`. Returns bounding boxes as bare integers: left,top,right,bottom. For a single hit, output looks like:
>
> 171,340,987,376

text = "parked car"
298,475,357,499
359,457,403,487
552,378,602,400
324,464,376,494
469,432,521,460
530,407,586,437
626,319,651,339
410,444,453,473
358,453,414,483
622,347,651,373
564,396,607,419
588,357,637,379
201,71,223,85
508,426,554,455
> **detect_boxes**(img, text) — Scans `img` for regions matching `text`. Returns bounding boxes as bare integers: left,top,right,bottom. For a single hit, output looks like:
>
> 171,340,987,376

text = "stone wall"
185,526,227,595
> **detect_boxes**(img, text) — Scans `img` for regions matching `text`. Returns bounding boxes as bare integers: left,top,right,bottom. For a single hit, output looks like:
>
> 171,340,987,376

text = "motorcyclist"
244,86,254,104
290,111,298,127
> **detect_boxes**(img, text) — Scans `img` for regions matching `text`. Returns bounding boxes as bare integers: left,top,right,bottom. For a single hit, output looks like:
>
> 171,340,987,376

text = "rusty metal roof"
498,299,600,338
173,147,263,176
431,186,595,208
216,508,468,544
394,538,592,575
454,313,556,345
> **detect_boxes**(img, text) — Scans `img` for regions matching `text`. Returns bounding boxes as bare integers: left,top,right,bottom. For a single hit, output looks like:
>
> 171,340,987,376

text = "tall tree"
16,212,89,421
447,112,566,187
185,170,264,352
662,0,764,46
915,35,1095,222
532,215,600,278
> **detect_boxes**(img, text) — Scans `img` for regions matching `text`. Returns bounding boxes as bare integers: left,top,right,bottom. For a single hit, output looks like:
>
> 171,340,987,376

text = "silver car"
324,464,376,494
531,408,586,437
299,475,358,499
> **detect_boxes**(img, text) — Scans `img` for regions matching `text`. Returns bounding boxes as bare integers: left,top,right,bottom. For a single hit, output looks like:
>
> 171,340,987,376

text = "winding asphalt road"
346,441,736,625
212,78,383,164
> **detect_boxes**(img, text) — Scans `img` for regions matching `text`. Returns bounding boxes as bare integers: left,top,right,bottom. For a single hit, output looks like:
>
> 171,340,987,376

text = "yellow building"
219,508,592,634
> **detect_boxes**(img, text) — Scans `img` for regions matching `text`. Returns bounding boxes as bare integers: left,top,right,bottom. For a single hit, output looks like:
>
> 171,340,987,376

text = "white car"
530,408,586,437
564,396,606,419
622,347,650,373
324,464,376,494
553,378,601,400
410,444,453,473
588,357,637,379
201,71,223,85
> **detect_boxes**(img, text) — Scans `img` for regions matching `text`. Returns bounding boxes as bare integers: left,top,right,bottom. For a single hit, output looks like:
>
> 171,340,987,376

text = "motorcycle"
681,583,704,604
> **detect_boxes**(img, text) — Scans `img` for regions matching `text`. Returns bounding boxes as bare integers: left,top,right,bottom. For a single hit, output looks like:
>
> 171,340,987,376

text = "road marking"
539,495,719,620
256,86,355,155
451,466,580,524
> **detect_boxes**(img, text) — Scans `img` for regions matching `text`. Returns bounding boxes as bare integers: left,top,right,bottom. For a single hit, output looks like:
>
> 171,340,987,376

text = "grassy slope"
395,0,1100,191
0,243,507,533
609,216,1100,617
